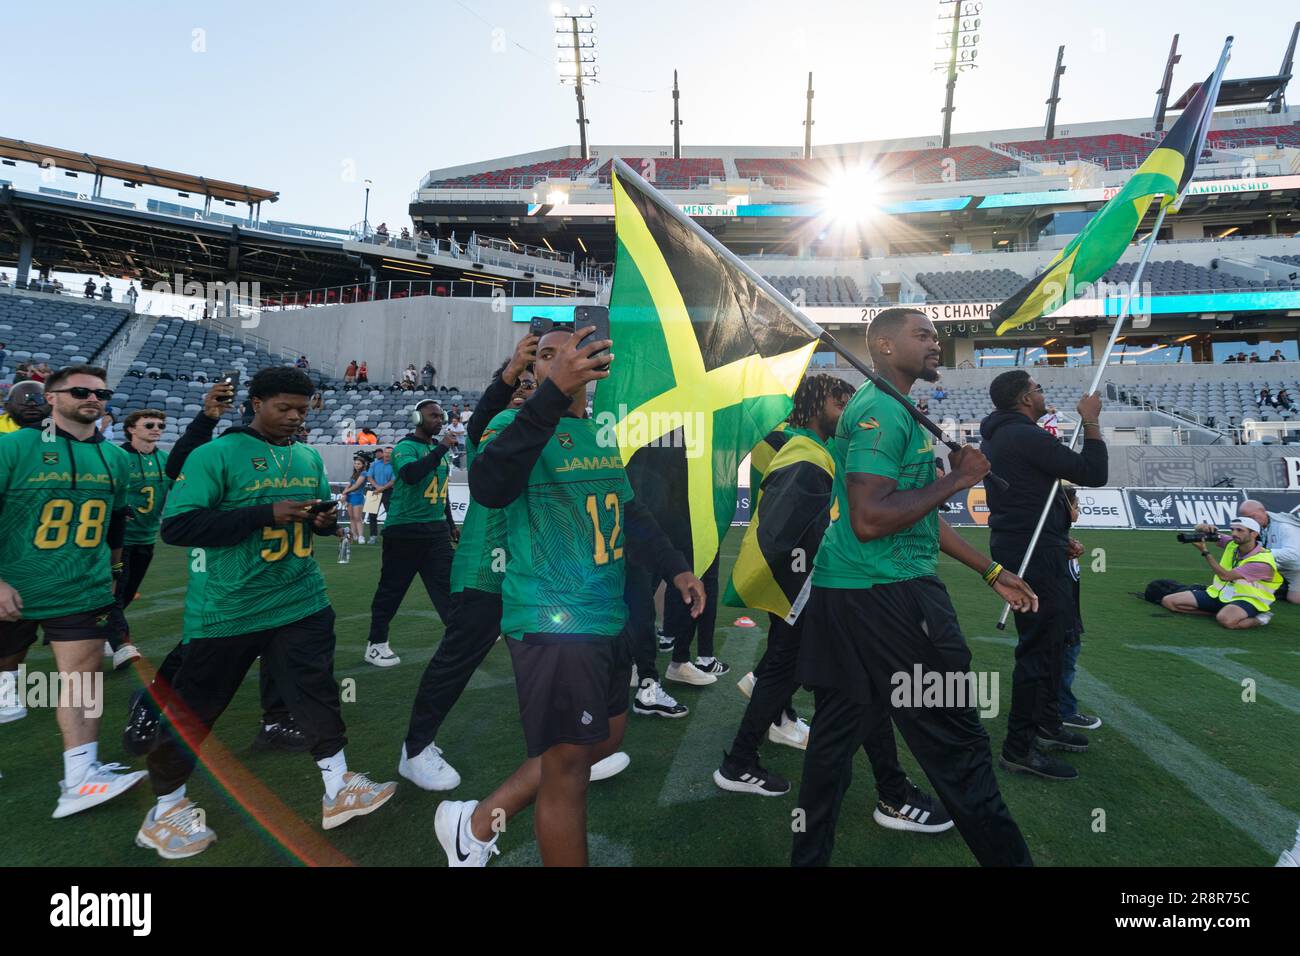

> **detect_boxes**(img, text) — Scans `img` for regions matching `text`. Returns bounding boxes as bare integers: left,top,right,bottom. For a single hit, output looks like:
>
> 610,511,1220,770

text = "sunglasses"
49,387,114,401
137,421,165,430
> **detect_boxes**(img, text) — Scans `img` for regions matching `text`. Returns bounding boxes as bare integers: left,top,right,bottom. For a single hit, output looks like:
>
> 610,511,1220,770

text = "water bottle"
338,527,351,565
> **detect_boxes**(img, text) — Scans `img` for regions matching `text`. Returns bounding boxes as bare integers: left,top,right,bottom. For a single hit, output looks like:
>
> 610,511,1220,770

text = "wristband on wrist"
1081,420,1100,428
982,561,1004,586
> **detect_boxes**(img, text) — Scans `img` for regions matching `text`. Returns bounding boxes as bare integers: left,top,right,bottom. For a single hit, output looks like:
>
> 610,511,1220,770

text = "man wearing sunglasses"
0,365,147,818
980,371,1108,782
0,380,49,434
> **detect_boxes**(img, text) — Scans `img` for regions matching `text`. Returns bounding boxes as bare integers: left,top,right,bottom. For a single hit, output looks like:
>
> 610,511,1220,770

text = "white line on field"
1127,645,1300,715
656,628,765,807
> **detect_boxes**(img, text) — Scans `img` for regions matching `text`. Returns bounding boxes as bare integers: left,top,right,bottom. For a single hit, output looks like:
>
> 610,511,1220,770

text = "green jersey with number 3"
123,446,171,545
163,431,330,639
0,428,131,619
480,409,632,640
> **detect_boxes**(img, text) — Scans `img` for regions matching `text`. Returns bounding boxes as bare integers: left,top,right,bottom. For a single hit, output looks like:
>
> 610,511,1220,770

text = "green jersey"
449,436,507,595
123,445,170,545
482,409,632,640
163,431,330,639
812,382,938,589
0,428,131,619
385,435,450,529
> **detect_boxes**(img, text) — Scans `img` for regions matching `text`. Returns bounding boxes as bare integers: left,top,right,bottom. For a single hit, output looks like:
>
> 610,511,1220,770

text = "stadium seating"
107,317,483,447
736,147,1019,188
427,158,592,188
762,274,869,306
596,158,724,188
734,158,836,188
1102,259,1300,293
1263,254,1300,269
1206,124,1300,149
996,133,1156,167
0,293,131,377
1118,376,1300,437
915,269,1027,302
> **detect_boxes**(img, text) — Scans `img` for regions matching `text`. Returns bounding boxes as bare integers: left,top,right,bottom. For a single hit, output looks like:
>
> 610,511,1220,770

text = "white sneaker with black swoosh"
435,799,500,868
364,642,400,667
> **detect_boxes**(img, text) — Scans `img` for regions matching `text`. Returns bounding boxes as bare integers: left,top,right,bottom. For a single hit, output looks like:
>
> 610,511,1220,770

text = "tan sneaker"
322,771,396,830
135,799,217,859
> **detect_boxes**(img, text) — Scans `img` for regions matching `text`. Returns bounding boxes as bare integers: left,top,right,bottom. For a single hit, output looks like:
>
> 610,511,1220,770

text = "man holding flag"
793,309,1038,867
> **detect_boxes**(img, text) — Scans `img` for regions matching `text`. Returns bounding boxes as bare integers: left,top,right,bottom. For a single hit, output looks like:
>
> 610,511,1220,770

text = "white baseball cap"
1231,516,1262,534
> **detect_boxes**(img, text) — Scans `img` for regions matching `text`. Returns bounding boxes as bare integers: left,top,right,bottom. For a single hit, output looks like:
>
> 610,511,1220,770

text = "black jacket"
979,409,1108,546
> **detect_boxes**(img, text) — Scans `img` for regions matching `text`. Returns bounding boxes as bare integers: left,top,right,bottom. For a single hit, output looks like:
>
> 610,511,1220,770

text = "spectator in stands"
1259,387,1274,408
1224,354,1237,363
100,281,113,302
400,227,410,241
1249,353,1262,363
295,355,309,369
239,395,255,425
29,363,49,385
1277,389,1295,412
0,272,9,287
421,361,435,389
1038,404,1060,439
402,364,417,388
358,427,378,445
388,379,404,392
1162,517,1281,628
444,410,467,468
310,390,323,411
376,223,390,245
126,282,139,308
344,455,370,544
344,360,358,388
933,385,947,401
1237,352,1249,363
0,341,6,374
84,277,97,299
419,228,432,242
1271,349,1286,362
100,411,117,442
917,397,930,416
358,361,369,385
294,424,310,443
13,363,29,384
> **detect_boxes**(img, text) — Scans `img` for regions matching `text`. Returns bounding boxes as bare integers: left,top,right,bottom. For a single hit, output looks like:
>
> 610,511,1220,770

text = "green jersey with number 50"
480,409,632,640
163,431,330,638
0,428,131,619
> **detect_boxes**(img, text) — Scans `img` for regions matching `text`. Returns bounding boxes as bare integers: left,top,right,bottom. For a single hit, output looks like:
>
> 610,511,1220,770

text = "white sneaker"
629,664,639,688
768,714,811,751
53,762,147,819
112,643,141,671
102,641,113,658
1256,612,1273,626
1278,847,1300,867
435,799,500,867
590,751,630,782
135,799,217,859
0,670,26,724
358,535,366,545
365,642,400,667
398,742,461,791
665,661,717,686
632,679,689,718
737,671,756,699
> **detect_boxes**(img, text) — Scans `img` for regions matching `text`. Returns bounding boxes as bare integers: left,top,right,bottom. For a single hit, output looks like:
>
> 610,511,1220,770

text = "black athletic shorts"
0,605,117,658
507,635,631,757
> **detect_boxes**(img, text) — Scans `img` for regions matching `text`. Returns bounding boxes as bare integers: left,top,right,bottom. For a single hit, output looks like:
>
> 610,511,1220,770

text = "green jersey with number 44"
386,436,450,528
481,410,632,640
0,428,131,619
163,431,330,639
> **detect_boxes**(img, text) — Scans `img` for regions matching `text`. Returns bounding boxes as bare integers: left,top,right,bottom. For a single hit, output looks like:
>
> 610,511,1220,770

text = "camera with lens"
1176,530,1216,544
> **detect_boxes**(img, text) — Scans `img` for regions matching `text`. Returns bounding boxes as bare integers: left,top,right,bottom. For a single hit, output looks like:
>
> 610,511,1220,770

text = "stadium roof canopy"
1172,75,1291,110
0,137,278,205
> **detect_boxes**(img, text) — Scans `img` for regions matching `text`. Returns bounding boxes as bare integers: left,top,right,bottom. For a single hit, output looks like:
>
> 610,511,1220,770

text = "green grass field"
2,527,1297,867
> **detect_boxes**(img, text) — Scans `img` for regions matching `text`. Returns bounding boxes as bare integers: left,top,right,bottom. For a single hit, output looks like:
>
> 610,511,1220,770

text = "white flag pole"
994,36,1233,629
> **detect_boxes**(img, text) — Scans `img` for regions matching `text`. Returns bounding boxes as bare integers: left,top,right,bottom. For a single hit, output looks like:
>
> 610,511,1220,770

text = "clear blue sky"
4,1,1290,228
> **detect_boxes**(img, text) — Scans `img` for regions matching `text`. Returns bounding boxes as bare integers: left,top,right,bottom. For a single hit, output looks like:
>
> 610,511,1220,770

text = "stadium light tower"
362,179,372,239
934,0,983,148
553,5,599,161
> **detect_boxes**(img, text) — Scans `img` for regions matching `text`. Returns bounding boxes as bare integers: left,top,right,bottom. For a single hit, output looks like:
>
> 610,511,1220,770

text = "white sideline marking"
657,630,764,807
1127,645,1300,715
972,635,1295,854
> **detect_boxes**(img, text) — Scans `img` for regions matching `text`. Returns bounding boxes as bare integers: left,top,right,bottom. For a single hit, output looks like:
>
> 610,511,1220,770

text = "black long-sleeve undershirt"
470,379,688,582
466,372,517,448
398,438,451,484
166,411,220,479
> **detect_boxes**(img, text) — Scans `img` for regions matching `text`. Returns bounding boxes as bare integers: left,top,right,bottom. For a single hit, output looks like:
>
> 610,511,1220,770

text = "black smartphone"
308,499,338,514
529,316,554,337
219,369,239,402
574,305,610,371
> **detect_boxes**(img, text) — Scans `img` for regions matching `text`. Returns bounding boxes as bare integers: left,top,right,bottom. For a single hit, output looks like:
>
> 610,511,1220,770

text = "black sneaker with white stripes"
657,629,674,652
695,656,730,676
872,781,955,833
712,752,790,797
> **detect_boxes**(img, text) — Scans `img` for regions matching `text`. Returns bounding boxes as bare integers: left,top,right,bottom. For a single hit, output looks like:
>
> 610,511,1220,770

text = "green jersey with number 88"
0,428,131,619
163,431,330,639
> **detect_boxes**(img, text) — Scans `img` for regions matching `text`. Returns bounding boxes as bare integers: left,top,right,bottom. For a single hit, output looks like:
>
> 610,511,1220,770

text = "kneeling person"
1162,517,1281,629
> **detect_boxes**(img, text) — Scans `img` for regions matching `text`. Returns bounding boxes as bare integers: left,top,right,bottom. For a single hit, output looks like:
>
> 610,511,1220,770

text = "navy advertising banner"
733,489,752,525
1244,490,1300,517
1125,489,1244,530
938,486,990,527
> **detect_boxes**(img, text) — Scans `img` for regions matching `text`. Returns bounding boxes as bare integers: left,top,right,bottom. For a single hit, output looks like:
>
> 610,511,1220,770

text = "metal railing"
344,228,603,283
254,279,594,311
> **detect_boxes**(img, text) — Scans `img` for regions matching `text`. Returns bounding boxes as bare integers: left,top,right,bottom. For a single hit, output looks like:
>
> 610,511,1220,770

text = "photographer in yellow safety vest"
1161,516,1282,629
